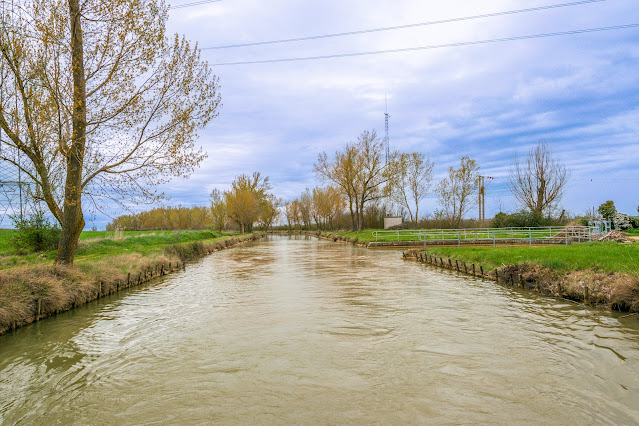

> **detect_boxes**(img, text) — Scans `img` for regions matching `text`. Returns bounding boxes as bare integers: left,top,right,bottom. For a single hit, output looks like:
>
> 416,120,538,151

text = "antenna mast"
384,94,390,163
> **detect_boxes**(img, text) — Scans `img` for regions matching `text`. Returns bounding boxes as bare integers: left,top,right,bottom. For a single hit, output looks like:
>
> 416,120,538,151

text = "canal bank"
1,236,637,424
0,233,266,336
403,246,639,314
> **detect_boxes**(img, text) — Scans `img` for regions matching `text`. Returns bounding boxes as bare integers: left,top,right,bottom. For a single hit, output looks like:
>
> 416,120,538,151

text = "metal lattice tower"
0,144,31,227
384,95,390,164
0,0,37,227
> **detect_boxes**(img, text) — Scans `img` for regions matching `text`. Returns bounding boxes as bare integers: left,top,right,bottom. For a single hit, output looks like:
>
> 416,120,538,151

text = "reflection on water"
1,235,638,424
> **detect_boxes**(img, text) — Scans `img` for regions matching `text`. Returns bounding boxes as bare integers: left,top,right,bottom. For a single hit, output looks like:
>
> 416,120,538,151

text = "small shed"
384,216,403,230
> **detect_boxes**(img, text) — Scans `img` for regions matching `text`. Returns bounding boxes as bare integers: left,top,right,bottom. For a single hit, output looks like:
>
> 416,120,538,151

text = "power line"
203,0,606,50
169,0,222,10
210,23,639,66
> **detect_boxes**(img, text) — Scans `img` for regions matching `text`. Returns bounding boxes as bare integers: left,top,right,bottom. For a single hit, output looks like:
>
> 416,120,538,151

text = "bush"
613,212,633,230
491,210,565,228
11,212,61,253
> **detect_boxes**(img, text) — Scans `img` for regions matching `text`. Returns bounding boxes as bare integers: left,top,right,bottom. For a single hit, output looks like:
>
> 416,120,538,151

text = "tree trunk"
348,198,356,232
56,0,87,265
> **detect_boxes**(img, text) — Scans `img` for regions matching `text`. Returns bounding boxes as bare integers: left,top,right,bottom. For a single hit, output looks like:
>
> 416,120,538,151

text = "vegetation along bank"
405,242,639,313
0,230,265,336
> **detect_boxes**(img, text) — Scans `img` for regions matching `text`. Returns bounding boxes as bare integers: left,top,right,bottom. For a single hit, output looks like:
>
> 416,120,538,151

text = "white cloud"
97,0,639,224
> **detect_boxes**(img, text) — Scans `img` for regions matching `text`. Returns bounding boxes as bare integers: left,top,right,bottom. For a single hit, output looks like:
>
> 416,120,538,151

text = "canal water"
1,236,638,424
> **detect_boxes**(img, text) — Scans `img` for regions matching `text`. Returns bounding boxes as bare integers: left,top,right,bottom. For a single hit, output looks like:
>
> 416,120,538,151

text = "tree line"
315,131,569,230
108,172,282,233
106,206,213,231
313,129,482,230
107,133,570,233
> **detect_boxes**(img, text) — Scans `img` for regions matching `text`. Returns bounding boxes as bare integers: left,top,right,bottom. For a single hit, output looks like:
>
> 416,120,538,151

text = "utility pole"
478,176,494,222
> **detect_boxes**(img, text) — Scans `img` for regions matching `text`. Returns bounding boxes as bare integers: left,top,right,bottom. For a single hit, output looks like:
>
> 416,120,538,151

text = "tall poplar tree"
0,0,220,264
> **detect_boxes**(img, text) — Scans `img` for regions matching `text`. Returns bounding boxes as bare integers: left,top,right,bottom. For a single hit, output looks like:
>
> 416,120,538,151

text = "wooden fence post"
584,286,590,305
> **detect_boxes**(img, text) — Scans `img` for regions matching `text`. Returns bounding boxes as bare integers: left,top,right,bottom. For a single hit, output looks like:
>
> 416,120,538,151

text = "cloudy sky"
109,0,638,226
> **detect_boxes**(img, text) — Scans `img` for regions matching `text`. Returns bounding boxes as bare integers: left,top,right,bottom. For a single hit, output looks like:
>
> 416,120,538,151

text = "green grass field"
0,229,240,270
421,242,639,275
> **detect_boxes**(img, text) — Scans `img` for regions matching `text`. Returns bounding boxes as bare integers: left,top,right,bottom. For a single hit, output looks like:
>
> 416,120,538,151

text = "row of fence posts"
404,251,535,291
402,251,591,305
28,261,187,328
404,251,484,278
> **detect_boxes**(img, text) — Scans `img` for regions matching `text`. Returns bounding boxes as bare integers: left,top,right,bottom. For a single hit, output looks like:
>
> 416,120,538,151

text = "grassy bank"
0,230,264,335
421,243,639,275
418,242,639,312
0,229,237,270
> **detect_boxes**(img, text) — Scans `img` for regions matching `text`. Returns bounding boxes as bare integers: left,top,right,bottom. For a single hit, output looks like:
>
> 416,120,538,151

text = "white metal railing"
372,226,596,246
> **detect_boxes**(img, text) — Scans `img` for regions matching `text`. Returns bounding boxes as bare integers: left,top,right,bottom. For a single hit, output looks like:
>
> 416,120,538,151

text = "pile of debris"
594,230,632,243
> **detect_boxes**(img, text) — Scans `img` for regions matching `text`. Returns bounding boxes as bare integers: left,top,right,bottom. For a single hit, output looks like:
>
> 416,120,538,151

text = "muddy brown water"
1,236,638,424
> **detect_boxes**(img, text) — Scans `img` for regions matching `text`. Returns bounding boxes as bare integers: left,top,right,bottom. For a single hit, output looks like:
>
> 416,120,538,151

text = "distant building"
384,216,403,230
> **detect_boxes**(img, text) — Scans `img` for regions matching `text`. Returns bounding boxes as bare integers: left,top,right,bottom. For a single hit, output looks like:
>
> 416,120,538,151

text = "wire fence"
372,226,597,246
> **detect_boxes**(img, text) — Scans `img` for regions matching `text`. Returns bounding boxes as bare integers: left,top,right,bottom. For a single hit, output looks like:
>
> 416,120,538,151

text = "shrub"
11,212,61,253
491,210,565,228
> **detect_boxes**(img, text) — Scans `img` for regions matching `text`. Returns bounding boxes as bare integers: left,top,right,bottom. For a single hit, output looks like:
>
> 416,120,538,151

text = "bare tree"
315,143,360,231
0,1,220,264
285,200,301,231
258,193,281,231
299,188,313,230
312,186,345,230
353,130,394,231
435,157,480,227
210,189,227,232
315,130,393,231
388,152,434,226
509,141,569,215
